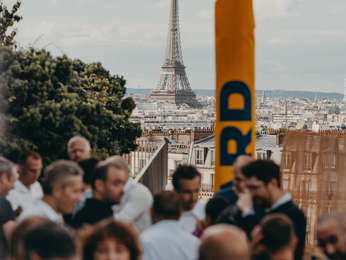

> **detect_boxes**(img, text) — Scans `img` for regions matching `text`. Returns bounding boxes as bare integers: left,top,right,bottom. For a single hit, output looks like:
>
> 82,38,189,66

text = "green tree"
0,0,22,48
0,47,141,163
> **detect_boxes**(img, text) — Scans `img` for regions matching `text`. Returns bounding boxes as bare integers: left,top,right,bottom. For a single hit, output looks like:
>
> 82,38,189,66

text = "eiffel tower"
150,0,200,108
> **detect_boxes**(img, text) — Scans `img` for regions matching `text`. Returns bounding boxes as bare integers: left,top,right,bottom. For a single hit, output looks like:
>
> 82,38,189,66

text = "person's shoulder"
32,181,43,191
0,197,15,217
192,201,206,218
129,181,153,201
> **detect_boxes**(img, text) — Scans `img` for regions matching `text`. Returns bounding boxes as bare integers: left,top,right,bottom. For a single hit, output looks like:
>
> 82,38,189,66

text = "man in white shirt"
20,160,84,223
107,156,153,232
172,165,205,234
7,151,43,212
141,191,199,260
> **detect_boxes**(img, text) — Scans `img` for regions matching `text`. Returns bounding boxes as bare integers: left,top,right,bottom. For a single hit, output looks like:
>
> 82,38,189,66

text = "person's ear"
290,235,298,251
52,183,62,198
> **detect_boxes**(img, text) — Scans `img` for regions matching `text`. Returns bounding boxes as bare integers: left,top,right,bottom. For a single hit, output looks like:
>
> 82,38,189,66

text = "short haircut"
242,160,281,187
0,156,14,178
23,221,76,259
41,160,83,195
153,191,182,220
18,151,42,165
79,158,99,185
257,214,295,253
92,157,129,189
67,135,91,152
83,219,141,260
206,197,229,225
172,165,201,192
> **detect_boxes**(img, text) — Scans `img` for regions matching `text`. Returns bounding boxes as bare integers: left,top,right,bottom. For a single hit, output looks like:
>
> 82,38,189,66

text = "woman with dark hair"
82,219,141,260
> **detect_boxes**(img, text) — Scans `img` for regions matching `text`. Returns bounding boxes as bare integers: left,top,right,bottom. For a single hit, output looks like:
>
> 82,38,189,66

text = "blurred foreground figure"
141,191,199,260
20,160,84,223
82,219,141,260
317,213,346,260
0,157,17,259
9,216,48,259
199,224,249,260
23,221,77,260
68,136,92,162
251,214,297,260
172,165,205,234
7,151,43,212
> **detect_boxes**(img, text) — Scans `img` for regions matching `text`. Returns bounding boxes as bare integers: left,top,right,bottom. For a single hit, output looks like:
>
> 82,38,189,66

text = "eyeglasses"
318,235,338,248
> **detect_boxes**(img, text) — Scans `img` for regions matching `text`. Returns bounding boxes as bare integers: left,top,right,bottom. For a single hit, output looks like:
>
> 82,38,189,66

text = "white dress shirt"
7,180,43,211
141,220,199,260
113,178,153,232
179,200,206,233
19,200,63,223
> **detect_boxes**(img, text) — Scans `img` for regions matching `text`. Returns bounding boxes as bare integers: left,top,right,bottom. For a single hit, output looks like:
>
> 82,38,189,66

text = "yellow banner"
215,0,256,190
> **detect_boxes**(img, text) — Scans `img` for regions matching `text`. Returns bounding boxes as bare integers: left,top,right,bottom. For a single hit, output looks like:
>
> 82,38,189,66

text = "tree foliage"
0,47,141,163
0,0,22,48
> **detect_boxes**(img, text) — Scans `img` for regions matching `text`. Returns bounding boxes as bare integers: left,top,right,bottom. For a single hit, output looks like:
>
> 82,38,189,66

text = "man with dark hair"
252,214,297,260
238,160,306,260
7,151,43,213
0,157,17,259
20,160,84,223
72,159,127,228
141,191,199,260
172,165,205,233
317,213,346,260
23,221,76,260
205,197,228,227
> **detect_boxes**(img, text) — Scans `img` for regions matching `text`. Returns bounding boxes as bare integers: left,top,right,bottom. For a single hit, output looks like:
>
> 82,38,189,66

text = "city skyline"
10,0,346,93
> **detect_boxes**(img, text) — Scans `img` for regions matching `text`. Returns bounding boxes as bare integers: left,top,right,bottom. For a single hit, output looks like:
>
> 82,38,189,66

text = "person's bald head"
199,225,249,260
317,213,346,260
234,155,254,193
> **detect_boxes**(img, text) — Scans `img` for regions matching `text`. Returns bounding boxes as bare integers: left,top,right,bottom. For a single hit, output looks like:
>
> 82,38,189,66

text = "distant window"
283,152,293,170
210,149,215,166
303,152,313,171
322,153,337,169
195,149,204,165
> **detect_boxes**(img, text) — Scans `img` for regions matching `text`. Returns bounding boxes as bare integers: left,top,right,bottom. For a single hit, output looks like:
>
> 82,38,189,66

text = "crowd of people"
0,136,346,259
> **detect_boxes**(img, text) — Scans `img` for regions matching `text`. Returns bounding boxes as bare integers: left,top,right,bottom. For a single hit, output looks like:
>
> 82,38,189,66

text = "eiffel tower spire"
150,0,200,108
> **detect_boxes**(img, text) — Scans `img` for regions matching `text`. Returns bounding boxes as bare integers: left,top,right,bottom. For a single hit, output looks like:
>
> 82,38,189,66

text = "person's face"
101,167,127,204
68,141,91,162
20,157,42,186
317,220,343,260
246,177,272,208
55,176,84,214
0,170,17,196
234,168,246,193
178,176,201,211
93,238,131,260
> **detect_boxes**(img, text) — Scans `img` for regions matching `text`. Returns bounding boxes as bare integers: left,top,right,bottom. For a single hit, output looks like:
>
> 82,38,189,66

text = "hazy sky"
7,0,346,93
